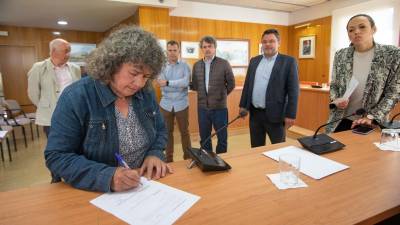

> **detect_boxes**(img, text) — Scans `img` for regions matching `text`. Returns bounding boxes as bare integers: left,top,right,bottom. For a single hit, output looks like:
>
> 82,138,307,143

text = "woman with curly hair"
45,26,172,192
326,14,400,133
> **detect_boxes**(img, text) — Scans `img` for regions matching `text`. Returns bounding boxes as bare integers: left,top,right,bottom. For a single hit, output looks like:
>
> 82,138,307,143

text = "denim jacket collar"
94,79,144,107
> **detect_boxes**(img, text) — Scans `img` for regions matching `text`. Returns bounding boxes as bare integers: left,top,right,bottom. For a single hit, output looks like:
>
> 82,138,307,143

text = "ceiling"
0,0,331,32
0,0,138,32
183,0,330,12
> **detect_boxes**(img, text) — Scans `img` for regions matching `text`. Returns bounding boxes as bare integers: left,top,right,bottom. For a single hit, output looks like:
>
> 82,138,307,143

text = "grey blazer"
326,44,400,133
239,54,299,123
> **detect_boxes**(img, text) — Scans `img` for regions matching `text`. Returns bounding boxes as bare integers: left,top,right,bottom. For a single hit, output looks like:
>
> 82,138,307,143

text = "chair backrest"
4,99,21,116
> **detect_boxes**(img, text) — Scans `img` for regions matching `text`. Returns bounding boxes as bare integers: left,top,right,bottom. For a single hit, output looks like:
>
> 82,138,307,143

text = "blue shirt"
159,60,191,112
252,53,278,108
44,76,167,192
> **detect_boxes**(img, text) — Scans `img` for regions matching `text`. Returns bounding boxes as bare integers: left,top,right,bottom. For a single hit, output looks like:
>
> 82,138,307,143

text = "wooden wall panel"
288,16,331,84
138,6,170,40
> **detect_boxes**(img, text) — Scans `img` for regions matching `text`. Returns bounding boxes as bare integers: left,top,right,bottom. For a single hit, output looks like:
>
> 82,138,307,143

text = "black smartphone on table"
352,125,374,135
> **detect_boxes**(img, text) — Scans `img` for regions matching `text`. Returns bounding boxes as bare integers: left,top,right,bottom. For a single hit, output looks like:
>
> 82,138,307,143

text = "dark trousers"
333,118,353,133
198,107,228,154
160,107,192,162
249,105,285,148
43,126,50,138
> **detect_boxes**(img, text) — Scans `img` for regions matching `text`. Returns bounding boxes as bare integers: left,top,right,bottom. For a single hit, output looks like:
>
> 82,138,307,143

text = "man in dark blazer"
239,29,299,148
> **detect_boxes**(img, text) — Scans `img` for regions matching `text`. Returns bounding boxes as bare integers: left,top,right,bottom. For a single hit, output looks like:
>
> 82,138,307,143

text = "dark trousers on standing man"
198,107,228,154
160,107,192,162
249,105,285,148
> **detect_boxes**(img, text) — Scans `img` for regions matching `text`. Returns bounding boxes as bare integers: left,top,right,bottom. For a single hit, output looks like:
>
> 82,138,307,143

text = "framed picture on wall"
216,39,249,67
181,41,199,59
158,39,167,52
69,43,96,66
299,36,315,58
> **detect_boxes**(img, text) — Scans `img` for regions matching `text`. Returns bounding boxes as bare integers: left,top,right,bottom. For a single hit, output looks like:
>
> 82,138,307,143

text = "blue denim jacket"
44,76,167,192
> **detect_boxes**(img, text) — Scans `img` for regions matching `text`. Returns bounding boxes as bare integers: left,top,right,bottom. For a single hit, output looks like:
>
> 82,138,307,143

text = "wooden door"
0,45,36,112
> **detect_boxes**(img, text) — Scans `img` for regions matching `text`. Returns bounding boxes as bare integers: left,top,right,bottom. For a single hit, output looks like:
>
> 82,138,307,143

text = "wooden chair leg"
29,123,34,141
0,141,4,162
6,137,12,162
12,130,17,152
36,124,40,138
21,126,27,148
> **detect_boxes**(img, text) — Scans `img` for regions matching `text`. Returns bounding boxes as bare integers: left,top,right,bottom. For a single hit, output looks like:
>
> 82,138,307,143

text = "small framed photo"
181,41,199,59
299,36,315,58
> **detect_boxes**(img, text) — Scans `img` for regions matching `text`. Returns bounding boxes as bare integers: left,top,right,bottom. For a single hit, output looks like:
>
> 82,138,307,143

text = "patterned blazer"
326,44,400,133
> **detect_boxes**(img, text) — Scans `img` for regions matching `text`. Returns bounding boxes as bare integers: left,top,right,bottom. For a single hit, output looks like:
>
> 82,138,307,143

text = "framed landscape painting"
69,43,96,65
216,39,249,67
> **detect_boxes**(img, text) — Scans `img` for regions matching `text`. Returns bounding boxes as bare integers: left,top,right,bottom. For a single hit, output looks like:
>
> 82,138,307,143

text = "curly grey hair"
86,26,165,85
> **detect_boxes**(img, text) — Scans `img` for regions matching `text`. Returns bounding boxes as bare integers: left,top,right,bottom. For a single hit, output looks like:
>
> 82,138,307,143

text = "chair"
0,106,30,149
0,126,12,162
4,99,36,141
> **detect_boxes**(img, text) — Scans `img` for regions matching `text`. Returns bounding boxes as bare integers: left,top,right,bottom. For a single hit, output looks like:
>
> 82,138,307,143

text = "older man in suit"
27,38,81,137
239,29,299,148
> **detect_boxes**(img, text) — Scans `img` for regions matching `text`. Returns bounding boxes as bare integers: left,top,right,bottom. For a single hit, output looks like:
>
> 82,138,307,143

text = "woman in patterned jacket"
326,14,400,133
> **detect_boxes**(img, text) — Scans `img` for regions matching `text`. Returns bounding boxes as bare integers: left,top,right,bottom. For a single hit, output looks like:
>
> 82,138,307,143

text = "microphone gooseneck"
200,113,243,151
313,108,365,138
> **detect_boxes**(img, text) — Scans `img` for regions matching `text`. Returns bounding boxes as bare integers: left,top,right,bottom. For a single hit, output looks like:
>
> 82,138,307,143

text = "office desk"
0,131,399,225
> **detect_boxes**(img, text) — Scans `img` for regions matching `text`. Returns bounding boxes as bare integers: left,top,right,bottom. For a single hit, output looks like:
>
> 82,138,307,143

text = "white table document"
342,76,359,99
263,146,349,179
90,177,200,225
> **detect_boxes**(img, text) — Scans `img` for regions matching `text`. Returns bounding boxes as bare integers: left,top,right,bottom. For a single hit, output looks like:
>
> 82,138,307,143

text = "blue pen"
114,152,143,186
114,152,130,169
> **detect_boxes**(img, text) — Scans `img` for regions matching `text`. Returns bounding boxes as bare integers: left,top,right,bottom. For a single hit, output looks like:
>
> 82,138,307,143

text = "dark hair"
199,36,217,48
262,29,280,42
167,40,180,48
346,14,376,30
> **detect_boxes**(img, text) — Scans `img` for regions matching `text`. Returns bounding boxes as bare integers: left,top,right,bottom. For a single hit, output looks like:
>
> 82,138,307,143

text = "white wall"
290,0,367,25
170,1,290,26
328,0,400,79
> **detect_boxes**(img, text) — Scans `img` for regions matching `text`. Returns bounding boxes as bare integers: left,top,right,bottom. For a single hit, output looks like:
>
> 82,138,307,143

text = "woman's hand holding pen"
111,168,141,192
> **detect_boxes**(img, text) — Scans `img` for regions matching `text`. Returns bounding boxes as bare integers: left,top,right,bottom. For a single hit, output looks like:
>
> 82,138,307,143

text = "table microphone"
298,108,365,154
187,111,247,171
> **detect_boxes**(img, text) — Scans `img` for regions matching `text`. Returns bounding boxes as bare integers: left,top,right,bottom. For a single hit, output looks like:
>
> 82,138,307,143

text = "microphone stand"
187,114,244,171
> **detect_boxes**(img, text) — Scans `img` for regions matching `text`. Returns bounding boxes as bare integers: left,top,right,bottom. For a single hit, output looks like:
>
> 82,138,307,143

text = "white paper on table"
266,173,308,190
90,177,200,225
263,146,349,180
0,131,7,139
374,142,400,151
342,76,359,99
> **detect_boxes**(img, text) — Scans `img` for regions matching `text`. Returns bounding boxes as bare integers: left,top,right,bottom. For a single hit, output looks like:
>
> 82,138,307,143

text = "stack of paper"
263,146,349,179
91,177,200,225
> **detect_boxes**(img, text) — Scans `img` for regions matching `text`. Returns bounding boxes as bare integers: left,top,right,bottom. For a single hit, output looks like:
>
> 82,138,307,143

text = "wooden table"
0,131,399,225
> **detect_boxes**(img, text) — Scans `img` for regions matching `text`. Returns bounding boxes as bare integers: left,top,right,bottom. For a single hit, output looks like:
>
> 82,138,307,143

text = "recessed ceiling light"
52,31,61,35
57,20,68,25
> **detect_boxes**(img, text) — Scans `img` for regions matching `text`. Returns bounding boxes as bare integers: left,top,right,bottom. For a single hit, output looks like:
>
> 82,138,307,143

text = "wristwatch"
166,80,169,86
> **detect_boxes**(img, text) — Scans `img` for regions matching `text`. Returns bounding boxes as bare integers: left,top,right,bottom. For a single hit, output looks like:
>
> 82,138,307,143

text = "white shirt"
54,63,73,97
